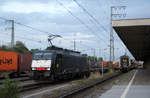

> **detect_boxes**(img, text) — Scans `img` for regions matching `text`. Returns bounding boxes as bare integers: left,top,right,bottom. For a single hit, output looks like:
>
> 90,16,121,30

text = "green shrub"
0,76,20,98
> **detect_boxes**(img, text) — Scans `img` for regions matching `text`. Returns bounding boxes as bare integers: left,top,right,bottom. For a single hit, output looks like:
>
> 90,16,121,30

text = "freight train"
0,50,108,79
88,60,109,73
0,50,134,79
0,51,32,77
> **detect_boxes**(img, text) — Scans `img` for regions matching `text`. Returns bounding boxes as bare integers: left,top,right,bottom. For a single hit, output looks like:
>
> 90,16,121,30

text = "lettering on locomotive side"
0,58,13,65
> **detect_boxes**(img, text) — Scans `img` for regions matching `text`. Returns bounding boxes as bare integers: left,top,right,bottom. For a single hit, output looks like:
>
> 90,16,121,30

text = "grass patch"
0,76,20,98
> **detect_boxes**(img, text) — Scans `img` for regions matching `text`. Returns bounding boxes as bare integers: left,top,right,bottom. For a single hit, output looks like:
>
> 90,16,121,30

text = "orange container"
103,61,108,68
0,51,19,72
112,62,118,68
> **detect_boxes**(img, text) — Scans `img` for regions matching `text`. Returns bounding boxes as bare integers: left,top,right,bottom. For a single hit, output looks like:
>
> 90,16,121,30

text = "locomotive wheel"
85,72,90,78
50,74,55,81
33,72,39,80
79,73,84,78
70,73,74,79
51,74,59,81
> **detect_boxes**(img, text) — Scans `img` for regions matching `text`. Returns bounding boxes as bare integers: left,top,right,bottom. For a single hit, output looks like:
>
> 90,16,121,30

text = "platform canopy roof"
112,18,150,61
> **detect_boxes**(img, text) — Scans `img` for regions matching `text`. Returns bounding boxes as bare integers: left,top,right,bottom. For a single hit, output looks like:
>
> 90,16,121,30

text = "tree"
88,56,97,61
30,49,39,53
0,41,30,53
98,57,103,61
46,46,52,50
82,54,88,56
13,41,29,53
0,45,7,51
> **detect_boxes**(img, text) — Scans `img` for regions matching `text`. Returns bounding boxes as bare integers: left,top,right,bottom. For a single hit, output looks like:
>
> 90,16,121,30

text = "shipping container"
97,61,101,68
112,62,119,69
103,61,108,68
90,61,94,68
94,61,98,68
19,53,32,74
0,51,19,77
0,51,32,77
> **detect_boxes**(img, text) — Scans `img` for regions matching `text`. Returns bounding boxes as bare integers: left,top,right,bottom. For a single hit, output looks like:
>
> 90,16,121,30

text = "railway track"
0,76,30,84
20,70,136,98
20,80,53,92
20,72,123,98
0,78,51,92
1,71,125,98
59,72,122,98
20,77,85,93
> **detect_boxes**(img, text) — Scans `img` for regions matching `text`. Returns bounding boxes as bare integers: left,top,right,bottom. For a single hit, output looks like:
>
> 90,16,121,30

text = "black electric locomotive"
31,47,90,80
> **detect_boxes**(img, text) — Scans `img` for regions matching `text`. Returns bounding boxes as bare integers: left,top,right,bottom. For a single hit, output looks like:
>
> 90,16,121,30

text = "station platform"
99,66,150,98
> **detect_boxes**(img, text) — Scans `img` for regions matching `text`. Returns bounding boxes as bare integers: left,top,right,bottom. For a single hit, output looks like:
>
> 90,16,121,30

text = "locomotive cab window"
33,53,53,60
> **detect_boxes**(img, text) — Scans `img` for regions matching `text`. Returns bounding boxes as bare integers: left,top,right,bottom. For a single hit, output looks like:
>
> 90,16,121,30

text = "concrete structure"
112,18,150,61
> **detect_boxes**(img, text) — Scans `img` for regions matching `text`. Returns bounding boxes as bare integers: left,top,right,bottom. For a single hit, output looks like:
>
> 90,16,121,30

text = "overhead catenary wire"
73,0,109,39
73,1,127,53
61,37,93,49
15,22,54,35
0,17,53,47
96,0,126,53
73,1,109,40
97,0,109,20
0,1,127,57
0,2,112,55
0,16,94,50
55,0,109,46
0,15,111,58
0,32,44,44
0,17,54,35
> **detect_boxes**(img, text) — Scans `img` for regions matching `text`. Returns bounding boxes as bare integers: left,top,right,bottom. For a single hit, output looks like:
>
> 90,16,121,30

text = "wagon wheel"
85,72,90,78
9,72,19,78
50,74,56,81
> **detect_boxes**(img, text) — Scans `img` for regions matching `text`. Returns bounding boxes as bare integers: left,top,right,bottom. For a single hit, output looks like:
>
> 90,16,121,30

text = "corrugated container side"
0,51,19,77
112,62,119,68
0,51,18,71
90,61,94,68
97,61,101,68
94,61,98,68
103,61,108,68
19,53,32,74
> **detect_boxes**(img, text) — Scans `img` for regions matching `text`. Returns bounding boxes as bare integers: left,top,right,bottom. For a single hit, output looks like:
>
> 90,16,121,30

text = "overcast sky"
0,0,149,61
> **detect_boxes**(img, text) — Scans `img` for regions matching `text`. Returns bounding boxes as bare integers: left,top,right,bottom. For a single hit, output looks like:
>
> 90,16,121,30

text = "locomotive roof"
34,49,82,56
46,46,80,53
120,55,130,58
34,46,85,56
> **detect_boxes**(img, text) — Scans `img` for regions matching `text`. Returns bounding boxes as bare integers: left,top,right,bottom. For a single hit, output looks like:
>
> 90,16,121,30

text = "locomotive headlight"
47,68,50,70
32,68,36,70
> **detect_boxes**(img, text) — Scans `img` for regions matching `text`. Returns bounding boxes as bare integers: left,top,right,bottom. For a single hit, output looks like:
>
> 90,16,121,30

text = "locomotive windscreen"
33,52,52,60
121,58,129,66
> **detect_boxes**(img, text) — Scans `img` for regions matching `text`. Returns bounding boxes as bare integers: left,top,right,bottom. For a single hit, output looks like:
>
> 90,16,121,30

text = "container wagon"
0,51,32,77
112,62,119,70
102,61,109,72
88,59,108,73
89,60,99,72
